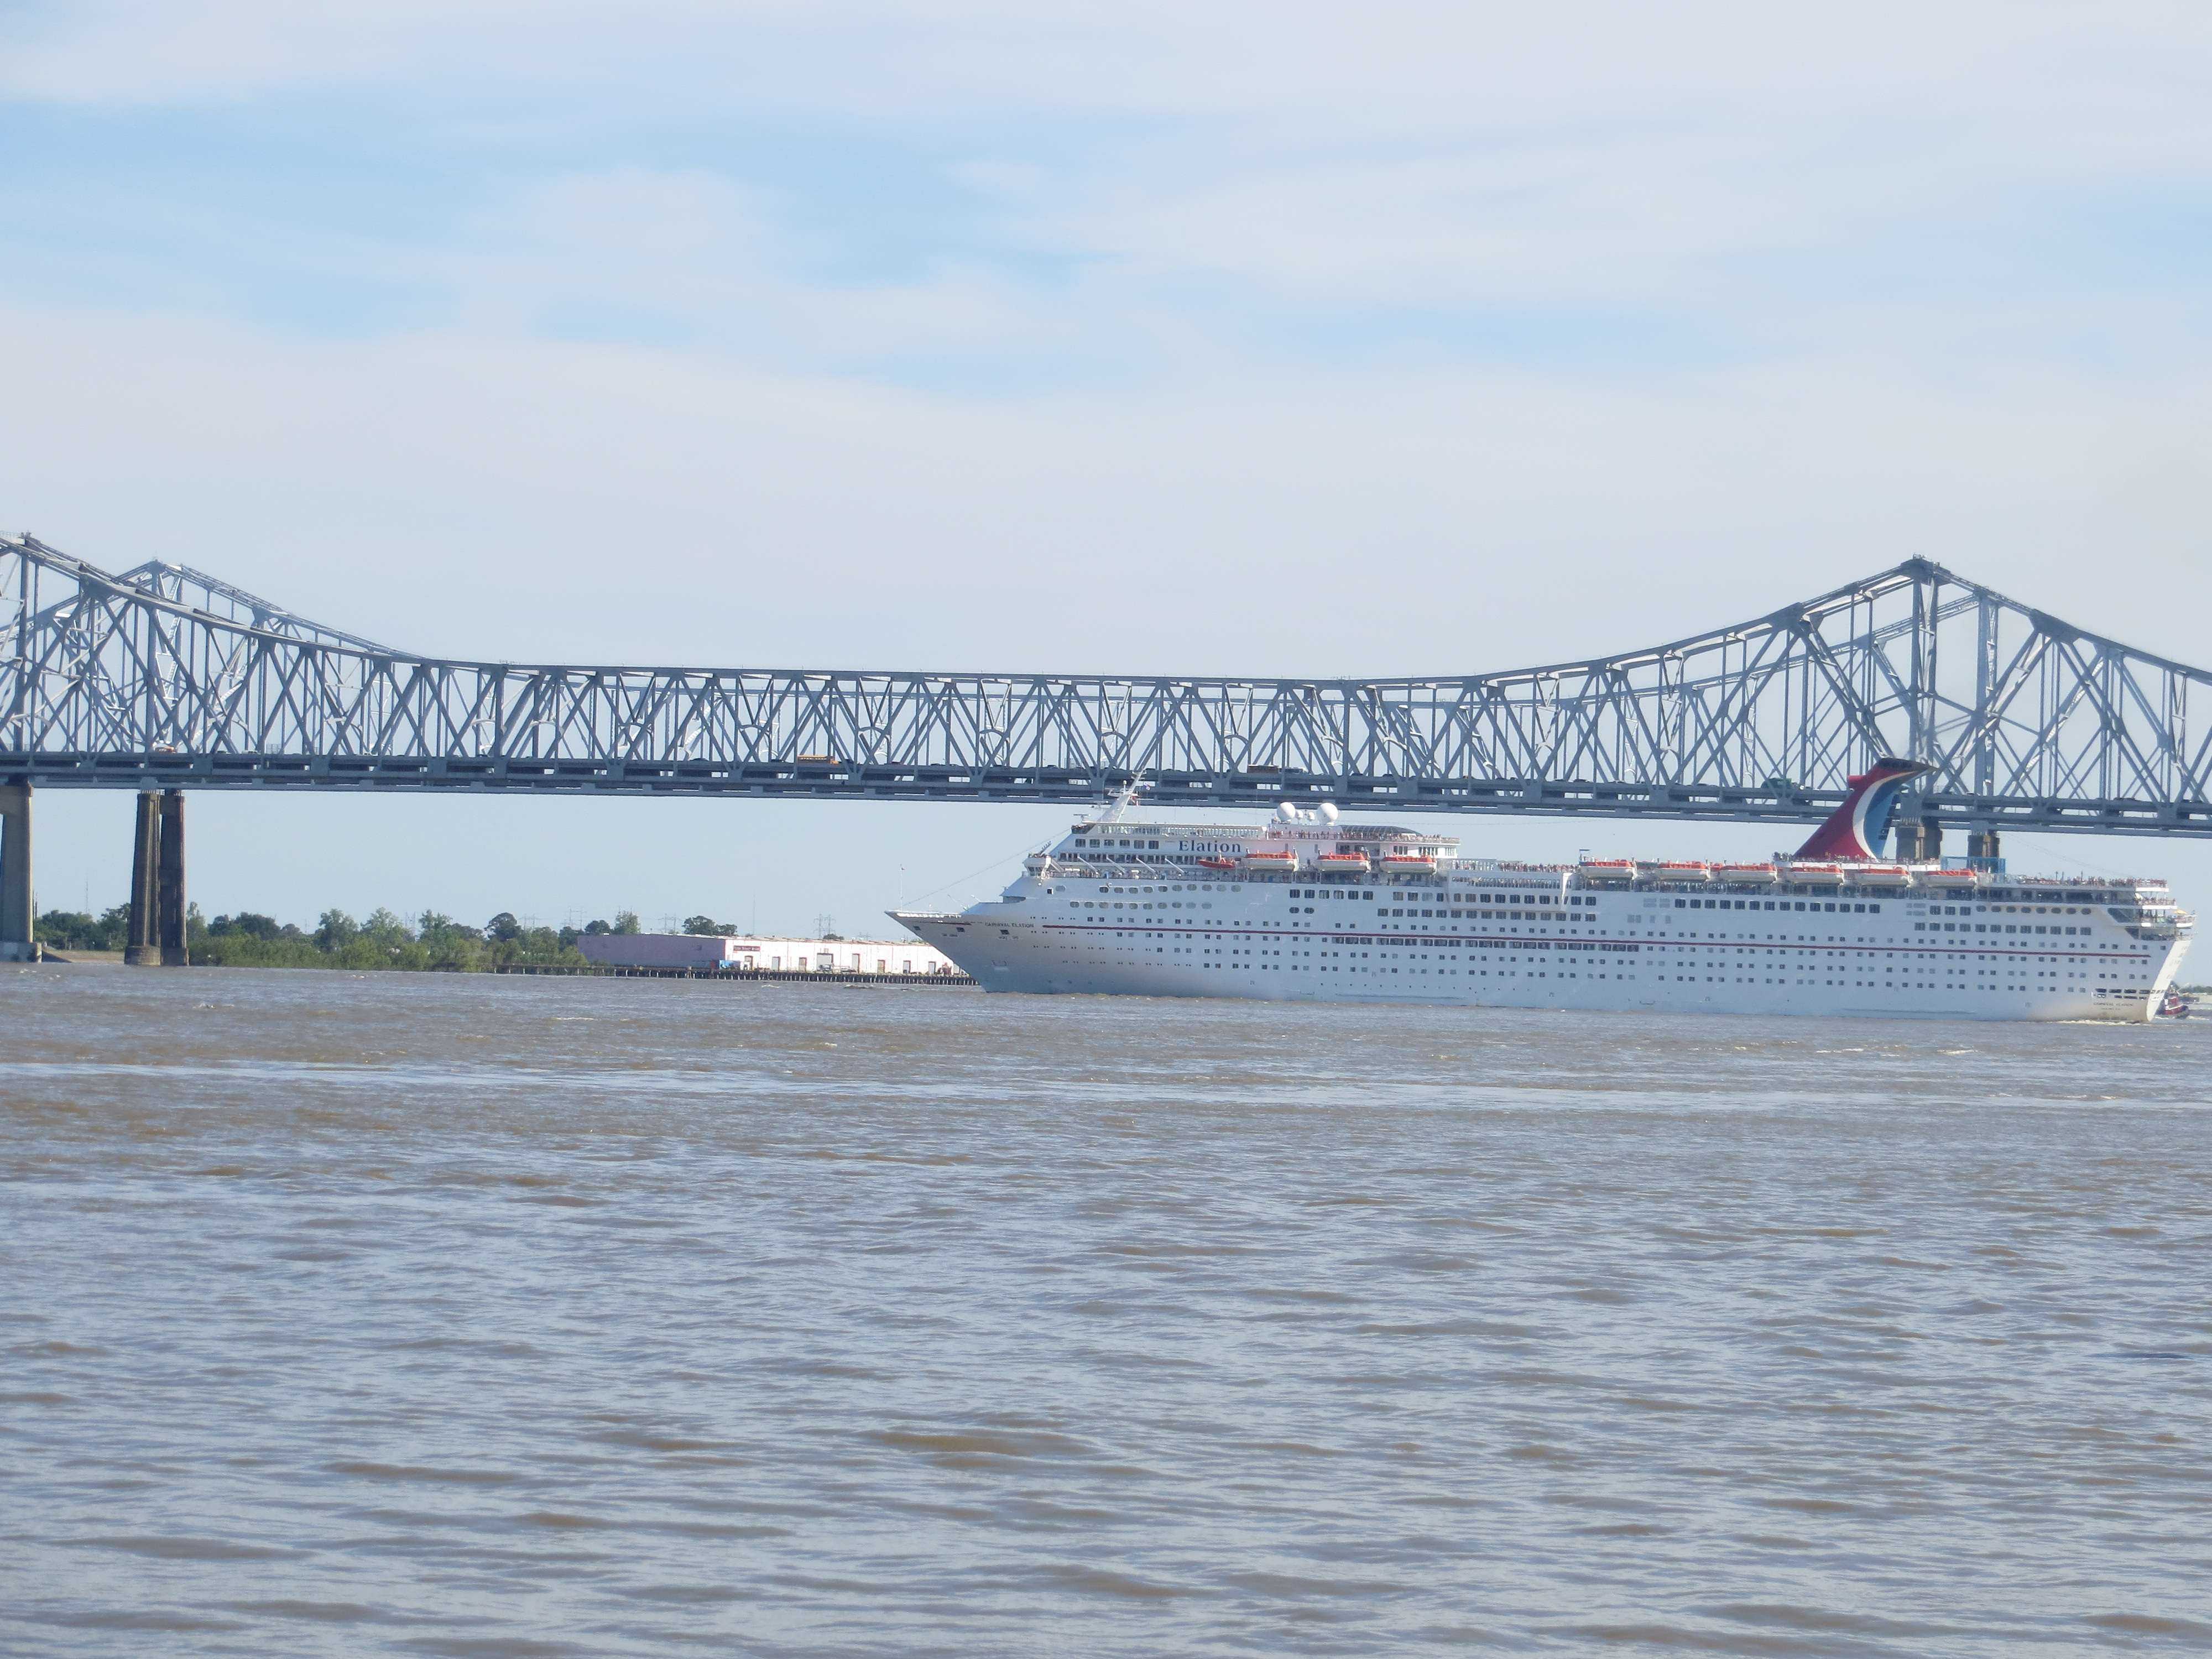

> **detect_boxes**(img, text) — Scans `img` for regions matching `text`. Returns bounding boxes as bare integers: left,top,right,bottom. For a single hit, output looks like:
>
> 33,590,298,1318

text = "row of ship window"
1058,883,1228,893
1382,906,1560,919
1102,938,2141,973
1183,944,1625,983
1066,874,2154,915
1051,885,2164,936
1071,936,2154,986
1072,899,1214,910
1924,903,2100,915
1917,921,2095,935
1674,898,1880,912
1056,867,2153,914
1096,919,2144,962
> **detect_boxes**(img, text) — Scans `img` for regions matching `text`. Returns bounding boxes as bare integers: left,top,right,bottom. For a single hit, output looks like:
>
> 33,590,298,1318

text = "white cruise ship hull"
896,906,2185,1022
891,807,2192,1025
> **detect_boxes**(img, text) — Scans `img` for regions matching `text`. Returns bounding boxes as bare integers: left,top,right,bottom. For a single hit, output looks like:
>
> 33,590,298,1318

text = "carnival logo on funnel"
1794,757,1935,860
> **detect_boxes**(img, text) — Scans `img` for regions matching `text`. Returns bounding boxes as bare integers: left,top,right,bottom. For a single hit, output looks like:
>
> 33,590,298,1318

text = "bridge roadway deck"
13,750,2209,836
9,539,2212,837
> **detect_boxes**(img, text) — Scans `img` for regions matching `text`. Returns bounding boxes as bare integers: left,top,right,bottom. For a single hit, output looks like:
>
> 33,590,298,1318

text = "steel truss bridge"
5,532,2210,842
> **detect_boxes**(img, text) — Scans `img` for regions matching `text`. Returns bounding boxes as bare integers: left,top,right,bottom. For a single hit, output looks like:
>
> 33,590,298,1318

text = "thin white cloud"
6,299,2206,674
2,2,2208,669
8,0,2212,923
10,2,2212,145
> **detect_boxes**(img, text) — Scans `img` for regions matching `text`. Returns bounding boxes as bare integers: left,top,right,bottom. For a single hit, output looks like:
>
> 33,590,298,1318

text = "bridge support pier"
1966,829,2002,866
126,791,162,965
1892,817,1941,862
157,791,189,967
0,782,32,962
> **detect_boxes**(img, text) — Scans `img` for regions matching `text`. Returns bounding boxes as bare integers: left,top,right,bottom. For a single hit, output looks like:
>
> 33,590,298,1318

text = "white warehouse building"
575,932,961,976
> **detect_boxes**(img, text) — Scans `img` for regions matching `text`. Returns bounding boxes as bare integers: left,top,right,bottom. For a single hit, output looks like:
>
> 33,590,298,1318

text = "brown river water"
5,964,2210,1657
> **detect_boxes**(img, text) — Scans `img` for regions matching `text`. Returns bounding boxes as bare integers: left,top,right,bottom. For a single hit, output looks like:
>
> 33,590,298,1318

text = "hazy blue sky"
6,2,2210,932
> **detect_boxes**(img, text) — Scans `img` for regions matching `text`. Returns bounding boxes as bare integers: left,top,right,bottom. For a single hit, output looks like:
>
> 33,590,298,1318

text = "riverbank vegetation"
33,905,648,971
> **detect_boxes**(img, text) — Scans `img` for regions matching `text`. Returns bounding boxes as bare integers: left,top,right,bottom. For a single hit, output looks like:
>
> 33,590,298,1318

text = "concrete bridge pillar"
1892,817,1941,862
127,791,161,966
1966,829,2002,865
0,782,31,962
157,790,189,967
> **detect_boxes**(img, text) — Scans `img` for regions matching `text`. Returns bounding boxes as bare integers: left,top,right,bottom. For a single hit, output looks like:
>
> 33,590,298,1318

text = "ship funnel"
1793,757,1934,860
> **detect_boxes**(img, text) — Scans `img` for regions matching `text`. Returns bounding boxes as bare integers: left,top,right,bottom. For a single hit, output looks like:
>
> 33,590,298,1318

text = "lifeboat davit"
1711,863,1776,884
1648,860,1710,883
1243,849,1300,873
1851,863,1913,886
1024,853,1052,874
1317,852,1371,875
1785,862,1846,886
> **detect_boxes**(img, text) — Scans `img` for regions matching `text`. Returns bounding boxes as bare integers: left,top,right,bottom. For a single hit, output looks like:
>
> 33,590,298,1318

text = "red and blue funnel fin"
1793,757,1934,860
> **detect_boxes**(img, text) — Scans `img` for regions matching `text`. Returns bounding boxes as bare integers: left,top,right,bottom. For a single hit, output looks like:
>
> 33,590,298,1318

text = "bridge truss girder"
4,534,2209,838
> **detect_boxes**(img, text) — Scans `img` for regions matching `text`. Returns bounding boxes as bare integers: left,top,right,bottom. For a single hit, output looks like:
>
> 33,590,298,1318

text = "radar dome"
1318,802,1339,823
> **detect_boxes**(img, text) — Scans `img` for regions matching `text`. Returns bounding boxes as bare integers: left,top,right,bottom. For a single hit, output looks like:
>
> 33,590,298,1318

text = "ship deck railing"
1035,858,2164,898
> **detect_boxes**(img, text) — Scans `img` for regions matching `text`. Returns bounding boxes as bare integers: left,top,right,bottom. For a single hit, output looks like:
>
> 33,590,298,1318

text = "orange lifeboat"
1785,861,1846,886
1196,856,1239,872
1317,851,1371,875
1578,858,1639,882
1649,860,1710,883
1711,862,1776,884
1243,849,1300,874
1379,852,1437,874
1851,863,1913,886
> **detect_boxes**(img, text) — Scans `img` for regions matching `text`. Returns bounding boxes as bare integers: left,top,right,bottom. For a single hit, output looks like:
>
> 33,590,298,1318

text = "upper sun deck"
1058,821,1458,853
1024,816,2178,912
1060,800,1459,860
1026,797,2180,907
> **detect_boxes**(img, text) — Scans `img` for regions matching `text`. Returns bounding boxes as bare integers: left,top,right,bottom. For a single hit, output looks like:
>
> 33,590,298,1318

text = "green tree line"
34,905,649,971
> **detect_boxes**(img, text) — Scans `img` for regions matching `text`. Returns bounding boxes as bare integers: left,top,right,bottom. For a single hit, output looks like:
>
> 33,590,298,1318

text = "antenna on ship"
1097,772,1151,824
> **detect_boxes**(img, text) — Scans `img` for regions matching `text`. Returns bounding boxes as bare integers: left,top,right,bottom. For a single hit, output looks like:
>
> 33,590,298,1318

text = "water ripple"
4,966,2210,1655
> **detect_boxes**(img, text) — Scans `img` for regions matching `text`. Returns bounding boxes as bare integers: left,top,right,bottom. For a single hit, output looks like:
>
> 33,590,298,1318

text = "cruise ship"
892,761,2192,1021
